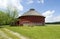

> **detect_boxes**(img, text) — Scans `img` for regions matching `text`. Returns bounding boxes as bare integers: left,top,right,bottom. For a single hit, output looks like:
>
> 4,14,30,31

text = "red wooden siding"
17,16,45,26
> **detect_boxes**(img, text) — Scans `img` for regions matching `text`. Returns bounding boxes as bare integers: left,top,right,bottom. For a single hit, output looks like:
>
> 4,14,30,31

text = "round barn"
17,9,45,26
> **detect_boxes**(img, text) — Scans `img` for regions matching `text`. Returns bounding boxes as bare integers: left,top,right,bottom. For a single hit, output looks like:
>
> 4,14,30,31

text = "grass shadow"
0,26,4,28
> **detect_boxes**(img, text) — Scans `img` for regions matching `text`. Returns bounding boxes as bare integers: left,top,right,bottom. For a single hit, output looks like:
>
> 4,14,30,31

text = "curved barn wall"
18,16,45,26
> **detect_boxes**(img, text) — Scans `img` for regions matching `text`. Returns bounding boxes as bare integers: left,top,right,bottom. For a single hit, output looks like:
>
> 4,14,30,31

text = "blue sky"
0,0,60,22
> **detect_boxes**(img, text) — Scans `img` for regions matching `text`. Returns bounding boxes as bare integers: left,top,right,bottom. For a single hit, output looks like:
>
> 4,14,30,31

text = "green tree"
6,7,18,23
0,11,8,25
0,7,18,25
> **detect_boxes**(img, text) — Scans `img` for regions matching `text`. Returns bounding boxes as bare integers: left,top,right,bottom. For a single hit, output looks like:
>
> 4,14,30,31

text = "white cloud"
37,0,44,4
42,10,60,22
0,0,7,9
53,16,60,22
0,0,23,11
42,10,55,22
27,0,34,4
27,0,44,4
42,10,55,17
46,16,60,22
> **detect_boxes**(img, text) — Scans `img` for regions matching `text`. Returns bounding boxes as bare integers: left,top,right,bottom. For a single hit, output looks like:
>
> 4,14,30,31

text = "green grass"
6,24,60,39
0,28,20,39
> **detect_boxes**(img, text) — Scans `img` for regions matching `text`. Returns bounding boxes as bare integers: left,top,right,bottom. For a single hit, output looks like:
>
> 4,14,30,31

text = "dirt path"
3,28,29,39
0,29,12,39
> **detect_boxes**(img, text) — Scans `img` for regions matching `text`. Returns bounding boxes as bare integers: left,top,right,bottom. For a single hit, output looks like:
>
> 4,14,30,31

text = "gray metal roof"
22,9,44,16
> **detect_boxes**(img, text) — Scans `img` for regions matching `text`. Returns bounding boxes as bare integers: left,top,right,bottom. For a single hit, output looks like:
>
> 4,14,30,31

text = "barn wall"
18,16,45,26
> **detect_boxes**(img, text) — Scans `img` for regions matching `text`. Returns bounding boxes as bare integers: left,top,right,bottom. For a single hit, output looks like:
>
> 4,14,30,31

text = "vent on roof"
30,9,35,11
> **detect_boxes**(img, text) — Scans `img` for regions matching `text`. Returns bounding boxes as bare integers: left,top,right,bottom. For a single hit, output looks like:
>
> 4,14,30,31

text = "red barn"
16,9,45,26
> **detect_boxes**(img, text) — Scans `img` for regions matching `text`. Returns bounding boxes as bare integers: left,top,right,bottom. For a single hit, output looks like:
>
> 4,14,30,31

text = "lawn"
6,24,60,39
0,28,21,39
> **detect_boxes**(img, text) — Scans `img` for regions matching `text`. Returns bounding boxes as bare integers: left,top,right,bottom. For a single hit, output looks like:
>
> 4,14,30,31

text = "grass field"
5,24,60,39
0,28,21,39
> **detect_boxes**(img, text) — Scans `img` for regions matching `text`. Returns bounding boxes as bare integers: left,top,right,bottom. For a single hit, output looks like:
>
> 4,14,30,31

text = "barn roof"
22,9,44,17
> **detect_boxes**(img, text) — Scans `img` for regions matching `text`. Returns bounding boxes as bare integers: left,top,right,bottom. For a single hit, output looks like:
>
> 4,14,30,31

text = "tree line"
46,22,60,24
0,8,18,26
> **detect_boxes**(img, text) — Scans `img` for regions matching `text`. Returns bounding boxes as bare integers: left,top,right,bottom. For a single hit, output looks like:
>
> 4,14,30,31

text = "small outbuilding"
16,9,45,26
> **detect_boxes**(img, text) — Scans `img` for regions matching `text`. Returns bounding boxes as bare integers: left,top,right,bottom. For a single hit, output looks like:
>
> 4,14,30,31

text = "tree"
0,11,8,25
0,7,19,25
0,4,19,25
7,7,18,24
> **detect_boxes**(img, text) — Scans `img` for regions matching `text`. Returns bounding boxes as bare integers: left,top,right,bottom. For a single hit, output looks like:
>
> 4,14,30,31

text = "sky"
0,0,60,22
